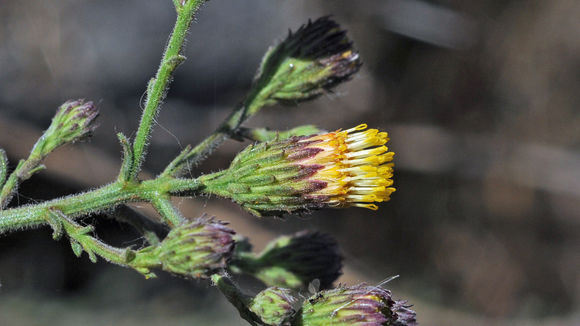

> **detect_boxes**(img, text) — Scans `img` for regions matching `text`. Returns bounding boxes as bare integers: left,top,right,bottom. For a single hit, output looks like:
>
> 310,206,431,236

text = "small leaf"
117,133,133,181
86,248,98,263
70,240,83,257
0,149,8,188
45,211,63,240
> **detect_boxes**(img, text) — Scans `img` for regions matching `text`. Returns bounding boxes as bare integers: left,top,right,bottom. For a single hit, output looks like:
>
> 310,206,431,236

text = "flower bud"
156,215,235,278
33,100,99,157
298,284,417,326
251,16,361,110
202,124,395,216
249,287,299,326
234,231,342,289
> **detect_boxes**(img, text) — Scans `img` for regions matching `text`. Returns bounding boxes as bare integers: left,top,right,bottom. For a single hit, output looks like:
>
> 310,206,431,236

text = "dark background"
1,0,578,325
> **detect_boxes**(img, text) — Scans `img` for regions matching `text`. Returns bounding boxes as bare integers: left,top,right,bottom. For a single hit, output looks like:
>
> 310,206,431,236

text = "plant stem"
211,273,259,325
0,177,204,235
151,196,184,227
0,157,44,209
130,0,205,179
53,210,159,277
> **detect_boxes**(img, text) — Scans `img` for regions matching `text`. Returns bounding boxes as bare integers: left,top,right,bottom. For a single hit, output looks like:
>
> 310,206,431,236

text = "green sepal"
237,174,276,187
226,183,252,194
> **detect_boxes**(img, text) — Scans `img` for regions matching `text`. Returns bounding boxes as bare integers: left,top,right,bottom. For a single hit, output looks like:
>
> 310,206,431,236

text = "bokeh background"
1,0,579,325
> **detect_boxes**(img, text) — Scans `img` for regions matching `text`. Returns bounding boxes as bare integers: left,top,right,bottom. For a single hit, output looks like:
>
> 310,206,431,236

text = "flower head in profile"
232,230,343,289
202,124,395,216
249,16,362,113
32,99,99,158
154,215,236,278
249,287,299,326
297,284,417,326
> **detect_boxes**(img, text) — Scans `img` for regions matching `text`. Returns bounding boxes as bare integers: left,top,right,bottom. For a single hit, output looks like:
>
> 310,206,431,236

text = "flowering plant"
0,1,416,325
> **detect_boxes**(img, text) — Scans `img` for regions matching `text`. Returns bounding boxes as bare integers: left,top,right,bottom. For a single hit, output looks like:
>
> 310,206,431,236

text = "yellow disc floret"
298,124,395,210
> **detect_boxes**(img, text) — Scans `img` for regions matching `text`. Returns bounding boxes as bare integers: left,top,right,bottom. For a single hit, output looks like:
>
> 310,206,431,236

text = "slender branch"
150,196,184,227
0,177,204,235
0,157,44,209
51,209,159,278
130,0,206,179
211,273,260,325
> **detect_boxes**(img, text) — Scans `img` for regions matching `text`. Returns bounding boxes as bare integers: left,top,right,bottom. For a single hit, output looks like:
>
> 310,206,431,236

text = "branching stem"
130,0,205,179
0,176,204,235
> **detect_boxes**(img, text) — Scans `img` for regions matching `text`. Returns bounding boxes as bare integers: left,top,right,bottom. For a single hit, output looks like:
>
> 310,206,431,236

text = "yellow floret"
299,124,396,209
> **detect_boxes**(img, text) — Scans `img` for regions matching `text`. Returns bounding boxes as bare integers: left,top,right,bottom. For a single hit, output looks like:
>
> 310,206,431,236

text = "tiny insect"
307,279,323,304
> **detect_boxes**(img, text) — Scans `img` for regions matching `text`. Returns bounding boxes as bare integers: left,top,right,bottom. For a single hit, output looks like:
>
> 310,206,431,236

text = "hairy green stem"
151,196,184,227
0,177,204,235
0,157,44,209
53,210,160,277
211,273,259,325
130,0,205,179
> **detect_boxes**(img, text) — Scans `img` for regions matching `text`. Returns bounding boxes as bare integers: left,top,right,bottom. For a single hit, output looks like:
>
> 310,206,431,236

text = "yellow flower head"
293,124,395,210
202,124,395,216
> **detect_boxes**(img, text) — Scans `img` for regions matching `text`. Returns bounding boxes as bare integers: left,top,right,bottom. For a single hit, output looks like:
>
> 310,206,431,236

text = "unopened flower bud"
234,231,342,289
251,16,361,110
33,99,99,157
249,287,299,326
298,284,417,326
156,215,235,278
202,124,395,216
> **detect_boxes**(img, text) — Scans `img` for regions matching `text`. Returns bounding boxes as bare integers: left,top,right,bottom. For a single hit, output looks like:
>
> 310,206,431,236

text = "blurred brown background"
0,0,579,325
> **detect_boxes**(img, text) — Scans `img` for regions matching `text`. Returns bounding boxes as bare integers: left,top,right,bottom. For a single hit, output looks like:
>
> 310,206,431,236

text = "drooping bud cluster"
297,284,417,326
202,124,395,216
233,231,342,289
249,287,299,326
33,99,99,158
250,16,361,110
155,215,235,278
